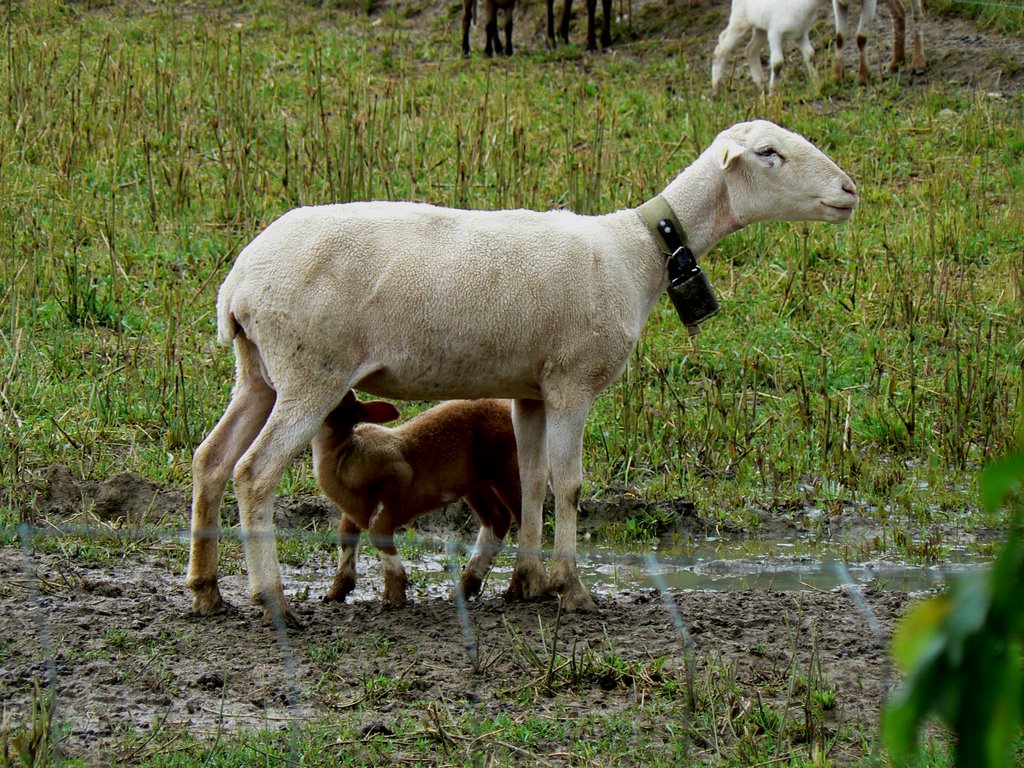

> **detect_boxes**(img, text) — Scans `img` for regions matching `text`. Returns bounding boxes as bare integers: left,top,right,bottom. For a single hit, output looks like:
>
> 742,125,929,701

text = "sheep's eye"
755,147,783,161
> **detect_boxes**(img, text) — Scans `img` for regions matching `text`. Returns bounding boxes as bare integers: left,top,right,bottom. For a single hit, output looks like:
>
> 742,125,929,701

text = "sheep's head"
714,120,858,226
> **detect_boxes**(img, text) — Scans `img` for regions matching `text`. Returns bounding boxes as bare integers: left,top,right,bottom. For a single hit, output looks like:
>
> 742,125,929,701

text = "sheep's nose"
842,179,858,199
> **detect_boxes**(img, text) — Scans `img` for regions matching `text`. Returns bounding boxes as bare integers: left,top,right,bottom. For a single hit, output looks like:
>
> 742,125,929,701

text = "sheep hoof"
550,563,597,613
255,588,303,630
505,561,551,602
260,603,304,630
559,584,598,613
189,580,227,616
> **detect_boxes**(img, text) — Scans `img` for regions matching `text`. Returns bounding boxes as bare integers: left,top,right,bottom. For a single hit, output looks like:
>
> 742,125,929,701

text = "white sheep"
311,394,520,606
833,0,926,84
711,0,829,95
712,0,926,94
186,119,858,625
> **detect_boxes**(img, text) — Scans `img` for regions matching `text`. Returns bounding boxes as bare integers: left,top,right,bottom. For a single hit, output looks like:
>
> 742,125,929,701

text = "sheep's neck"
659,156,741,260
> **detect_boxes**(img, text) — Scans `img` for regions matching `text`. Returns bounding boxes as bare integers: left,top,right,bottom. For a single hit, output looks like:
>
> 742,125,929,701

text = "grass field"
2,0,1021,540
0,0,1022,763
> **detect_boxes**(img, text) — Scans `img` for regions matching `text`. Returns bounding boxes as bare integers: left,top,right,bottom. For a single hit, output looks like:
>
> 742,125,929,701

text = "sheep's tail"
215,290,240,347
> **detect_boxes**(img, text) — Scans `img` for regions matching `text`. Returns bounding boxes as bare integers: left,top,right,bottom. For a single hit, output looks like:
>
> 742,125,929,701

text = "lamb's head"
714,120,858,226
323,392,401,437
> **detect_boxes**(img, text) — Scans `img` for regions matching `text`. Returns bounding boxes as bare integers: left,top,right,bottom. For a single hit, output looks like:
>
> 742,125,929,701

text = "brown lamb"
312,394,522,606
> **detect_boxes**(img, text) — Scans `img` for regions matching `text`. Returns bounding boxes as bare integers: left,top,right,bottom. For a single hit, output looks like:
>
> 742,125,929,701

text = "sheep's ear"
719,140,746,171
361,401,401,424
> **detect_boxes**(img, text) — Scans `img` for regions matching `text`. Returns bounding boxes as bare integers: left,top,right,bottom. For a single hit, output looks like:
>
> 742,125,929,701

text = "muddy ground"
5,466,917,764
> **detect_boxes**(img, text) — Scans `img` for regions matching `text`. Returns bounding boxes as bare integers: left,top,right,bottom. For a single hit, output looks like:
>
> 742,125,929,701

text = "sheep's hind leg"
546,400,596,613
506,398,552,603
744,29,768,92
324,514,362,602
187,334,275,616
797,33,818,89
235,396,328,628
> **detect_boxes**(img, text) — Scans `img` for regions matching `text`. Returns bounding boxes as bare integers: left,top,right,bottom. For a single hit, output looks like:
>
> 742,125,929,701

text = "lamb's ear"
361,401,401,424
719,140,746,171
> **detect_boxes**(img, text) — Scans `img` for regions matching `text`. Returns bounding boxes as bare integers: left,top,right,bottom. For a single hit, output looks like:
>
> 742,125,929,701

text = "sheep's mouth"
821,201,856,218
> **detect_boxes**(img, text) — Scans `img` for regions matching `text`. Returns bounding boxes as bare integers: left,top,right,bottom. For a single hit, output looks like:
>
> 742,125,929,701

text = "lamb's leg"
460,488,513,598
368,513,408,606
712,23,748,93
507,398,551,602
234,397,327,628
187,335,275,616
325,514,362,602
546,400,596,613
546,0,556,43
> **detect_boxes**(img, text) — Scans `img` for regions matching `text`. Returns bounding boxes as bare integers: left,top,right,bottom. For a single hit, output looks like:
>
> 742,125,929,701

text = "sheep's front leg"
187,338,275,615
368,512,408,606
507,398,551,602
712,23,747,93
546,401,596,613
766,29,786,95
832,0,850,80
855,0,878,84
325,515,362,602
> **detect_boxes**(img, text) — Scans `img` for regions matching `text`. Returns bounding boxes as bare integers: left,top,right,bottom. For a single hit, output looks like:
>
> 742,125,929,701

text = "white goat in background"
186,119,858,626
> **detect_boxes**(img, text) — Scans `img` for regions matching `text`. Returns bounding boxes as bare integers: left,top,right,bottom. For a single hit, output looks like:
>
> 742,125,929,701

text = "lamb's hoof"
189,579,227,616
382,571,408,607
505,561,551,602
324,574,356,603
457,574,484,601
